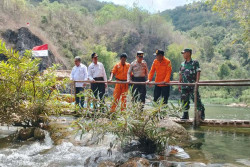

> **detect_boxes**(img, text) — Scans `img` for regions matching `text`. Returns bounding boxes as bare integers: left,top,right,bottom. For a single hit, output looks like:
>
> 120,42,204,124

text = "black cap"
181,48,192,54
137,51,144,55
156,49,164,55
91,52,98,58
120,53,128,58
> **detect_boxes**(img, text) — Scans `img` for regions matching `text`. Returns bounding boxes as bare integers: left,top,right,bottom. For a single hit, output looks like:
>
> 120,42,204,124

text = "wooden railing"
71,79,250,127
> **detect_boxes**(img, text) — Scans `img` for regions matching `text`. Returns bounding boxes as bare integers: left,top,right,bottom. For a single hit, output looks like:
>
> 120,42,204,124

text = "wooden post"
193,81,199,127
73,81,76,107
70,81,73,103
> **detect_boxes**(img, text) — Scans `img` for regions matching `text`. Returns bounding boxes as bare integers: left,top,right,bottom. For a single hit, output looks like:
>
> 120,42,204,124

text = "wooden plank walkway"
170,118,250,128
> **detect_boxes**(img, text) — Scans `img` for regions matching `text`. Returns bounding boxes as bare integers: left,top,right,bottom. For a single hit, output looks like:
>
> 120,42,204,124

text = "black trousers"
153,85,170,104
75,87,84,108
132,77,146,103
91,77,105,101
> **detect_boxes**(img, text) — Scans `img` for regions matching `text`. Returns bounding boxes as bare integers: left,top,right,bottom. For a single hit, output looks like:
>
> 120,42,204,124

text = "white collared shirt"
70,63,88,87
88,62,107,81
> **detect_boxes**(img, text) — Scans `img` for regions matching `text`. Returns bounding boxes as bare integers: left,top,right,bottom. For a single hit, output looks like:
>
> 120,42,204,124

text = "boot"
199,110,205,121
181,112,189,120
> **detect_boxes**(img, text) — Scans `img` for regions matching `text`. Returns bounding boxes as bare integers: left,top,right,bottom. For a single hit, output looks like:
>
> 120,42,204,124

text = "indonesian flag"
32,44,48,57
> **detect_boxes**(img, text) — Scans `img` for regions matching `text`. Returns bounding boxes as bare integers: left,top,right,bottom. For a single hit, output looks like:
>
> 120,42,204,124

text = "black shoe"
200,110,205,121
181,112,189,120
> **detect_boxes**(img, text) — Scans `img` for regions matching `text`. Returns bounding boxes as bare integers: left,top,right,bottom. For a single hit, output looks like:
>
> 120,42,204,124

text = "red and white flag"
32,44,48,57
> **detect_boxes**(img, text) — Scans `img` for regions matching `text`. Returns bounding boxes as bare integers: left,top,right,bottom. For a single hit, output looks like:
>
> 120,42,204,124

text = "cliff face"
1,27,65,71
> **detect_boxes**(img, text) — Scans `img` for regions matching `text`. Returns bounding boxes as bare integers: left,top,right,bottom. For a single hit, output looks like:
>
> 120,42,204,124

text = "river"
188,104,250,120
0,105,250,167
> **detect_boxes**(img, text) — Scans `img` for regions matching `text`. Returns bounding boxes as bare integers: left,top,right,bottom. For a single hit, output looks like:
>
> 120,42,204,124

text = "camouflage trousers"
181,87,205,113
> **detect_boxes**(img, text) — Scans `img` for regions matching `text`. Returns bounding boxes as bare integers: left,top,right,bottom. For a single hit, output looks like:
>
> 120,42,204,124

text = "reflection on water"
188,104,250,120
184,127,250,166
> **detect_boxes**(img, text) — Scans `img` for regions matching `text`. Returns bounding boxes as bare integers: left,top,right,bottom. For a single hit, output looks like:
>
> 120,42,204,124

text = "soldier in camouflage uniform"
179,49,205,120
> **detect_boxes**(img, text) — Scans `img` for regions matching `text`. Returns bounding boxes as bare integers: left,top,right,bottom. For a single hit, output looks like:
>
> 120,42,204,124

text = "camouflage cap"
181,48,192,54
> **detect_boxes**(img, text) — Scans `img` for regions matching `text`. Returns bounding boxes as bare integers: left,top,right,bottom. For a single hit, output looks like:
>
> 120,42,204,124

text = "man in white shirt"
70,56,88,108
88,53,107,103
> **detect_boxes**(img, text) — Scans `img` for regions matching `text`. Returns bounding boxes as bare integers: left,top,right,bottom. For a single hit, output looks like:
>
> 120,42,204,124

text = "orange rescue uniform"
148,57,172,86
111,62,130,112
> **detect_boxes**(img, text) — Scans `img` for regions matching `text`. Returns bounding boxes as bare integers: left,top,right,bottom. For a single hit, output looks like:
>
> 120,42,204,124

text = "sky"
98,0,195,13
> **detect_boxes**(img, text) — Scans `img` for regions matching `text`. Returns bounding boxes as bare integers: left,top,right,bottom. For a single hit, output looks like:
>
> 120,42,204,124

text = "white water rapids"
0,130,136,167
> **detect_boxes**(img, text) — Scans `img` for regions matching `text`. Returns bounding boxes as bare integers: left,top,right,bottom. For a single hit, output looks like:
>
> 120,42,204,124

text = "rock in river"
34,128,45,140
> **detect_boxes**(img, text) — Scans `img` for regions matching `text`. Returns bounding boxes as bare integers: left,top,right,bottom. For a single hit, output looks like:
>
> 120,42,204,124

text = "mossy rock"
18,128,35,140
158,119,191,145
34,128,45,140
121,157,150,167
98,161,116,167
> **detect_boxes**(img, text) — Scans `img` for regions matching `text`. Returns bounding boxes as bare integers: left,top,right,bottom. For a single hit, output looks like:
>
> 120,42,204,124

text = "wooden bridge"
170,118,250,128
53,70,250,128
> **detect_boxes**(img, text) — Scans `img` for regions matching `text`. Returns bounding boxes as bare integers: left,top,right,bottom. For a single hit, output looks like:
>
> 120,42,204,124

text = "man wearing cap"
127,51,148,104
109,53,130,112
147,50,172,104
88,53,107,102
70,56,88,108
179,48,205,120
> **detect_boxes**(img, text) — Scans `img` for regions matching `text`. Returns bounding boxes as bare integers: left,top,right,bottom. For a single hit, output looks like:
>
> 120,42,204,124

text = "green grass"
202,97,240,105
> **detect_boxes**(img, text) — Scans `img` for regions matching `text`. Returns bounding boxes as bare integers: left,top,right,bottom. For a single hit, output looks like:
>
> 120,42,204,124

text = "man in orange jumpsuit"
147,50,172,104
109,53,130,112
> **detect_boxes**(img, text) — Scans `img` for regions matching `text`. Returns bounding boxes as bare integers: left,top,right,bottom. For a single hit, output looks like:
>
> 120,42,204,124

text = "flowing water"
0,129,134,167
0,105,250,167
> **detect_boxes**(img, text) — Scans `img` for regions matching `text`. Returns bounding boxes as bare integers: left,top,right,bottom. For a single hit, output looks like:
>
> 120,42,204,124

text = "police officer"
70,56,88,108
179,48,205,120
109,53,130,112
127,51,148,104
88,53,107,102
147,50,172,104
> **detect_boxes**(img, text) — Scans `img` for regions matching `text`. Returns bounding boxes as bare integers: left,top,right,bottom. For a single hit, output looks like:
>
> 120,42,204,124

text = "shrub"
71,88,183,153
0,40,69,127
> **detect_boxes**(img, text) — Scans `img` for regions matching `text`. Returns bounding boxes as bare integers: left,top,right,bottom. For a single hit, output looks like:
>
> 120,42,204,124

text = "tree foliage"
217,63,230,79
209,0,250,41
92,45,118,77
0,40,69,127
1,0,249,104
166,43,183,74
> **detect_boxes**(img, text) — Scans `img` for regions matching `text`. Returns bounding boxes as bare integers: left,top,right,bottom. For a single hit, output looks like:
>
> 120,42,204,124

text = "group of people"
70,49,205,120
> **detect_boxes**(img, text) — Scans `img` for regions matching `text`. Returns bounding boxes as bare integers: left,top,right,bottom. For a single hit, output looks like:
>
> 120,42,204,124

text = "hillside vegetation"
161,2,249,104
0,0,249,105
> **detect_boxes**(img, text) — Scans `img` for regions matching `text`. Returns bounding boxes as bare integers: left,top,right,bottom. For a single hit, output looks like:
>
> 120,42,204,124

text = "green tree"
0,41,69,126
200,36,215,62
217,63,230,79
93,45,118,77
95,4,129,25
207,0,250,41
165,43,183,73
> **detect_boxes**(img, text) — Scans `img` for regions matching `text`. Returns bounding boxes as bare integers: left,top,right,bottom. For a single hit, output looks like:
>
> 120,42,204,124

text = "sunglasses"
137,55,143,58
